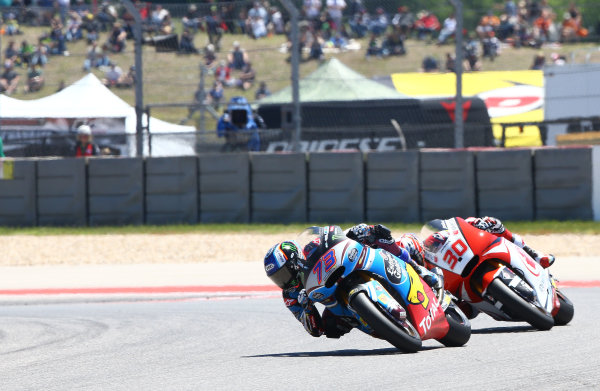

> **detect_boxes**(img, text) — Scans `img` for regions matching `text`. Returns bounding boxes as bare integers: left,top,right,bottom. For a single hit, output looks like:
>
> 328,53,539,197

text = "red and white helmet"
397,233,425,265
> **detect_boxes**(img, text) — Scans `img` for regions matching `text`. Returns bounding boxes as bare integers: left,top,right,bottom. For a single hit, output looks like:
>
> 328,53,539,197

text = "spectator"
206,9,224,51
25,64,44,93
445,52,456,72
415,10,440,41
369,7,389,36
73,124,100,157
203,44,218,69
96,2,117,32
437,14,456,45
57,0,70,24
392,6,415,38
532,8,553,44
31,41,49,68
49,18,68,56
0,135,4,158
248,13,268,39
421,56,439,72
505,0,517,18
365,33,381,58
255,81,271,100
65,12,83,41
182,4,201,32
84,41,110,71
81,12,99,43
227,41,249,70
0,60,20,95
4,13,22,36
550,52,566,66
482,32,500,60
349,11,369,38
107,22,126,53
215,60,233,86
102,63,122,87
308,30,324,61
151,4,170,28
530,52,545,69
116,66,135,88
464,34,482,71
19,40,35,67
303,0,322,22
326,0,346,32
561,11,587,42
476,10,500,39
179,29,198,54
4,41,19,64
269,7,285,35
381,26,405,56
235,62,256,90
208,80,225,109
159,15,174,35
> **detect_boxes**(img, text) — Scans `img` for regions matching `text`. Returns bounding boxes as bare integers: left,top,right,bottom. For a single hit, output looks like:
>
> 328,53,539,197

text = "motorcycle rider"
263,225,443,339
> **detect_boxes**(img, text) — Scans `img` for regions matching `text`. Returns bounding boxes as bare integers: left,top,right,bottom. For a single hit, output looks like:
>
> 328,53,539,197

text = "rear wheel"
349,291,422,353
554,290,574,326
486,278,554,331
438,303,471,347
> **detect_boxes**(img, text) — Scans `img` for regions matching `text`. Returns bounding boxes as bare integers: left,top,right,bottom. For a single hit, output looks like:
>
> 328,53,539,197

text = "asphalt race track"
1,288,598,390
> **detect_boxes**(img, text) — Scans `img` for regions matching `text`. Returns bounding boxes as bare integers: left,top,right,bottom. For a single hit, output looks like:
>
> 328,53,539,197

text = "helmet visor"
268,263,295,289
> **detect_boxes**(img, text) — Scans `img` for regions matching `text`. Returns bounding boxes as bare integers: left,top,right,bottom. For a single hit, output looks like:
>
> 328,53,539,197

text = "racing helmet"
264,241,303,289
423,231,450,262
398,233,425,265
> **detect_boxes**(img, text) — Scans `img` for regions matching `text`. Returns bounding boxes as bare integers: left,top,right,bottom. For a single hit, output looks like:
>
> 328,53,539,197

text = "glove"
474,216,505,234
371,224,394,246
347,223,374,244
297,289,309,309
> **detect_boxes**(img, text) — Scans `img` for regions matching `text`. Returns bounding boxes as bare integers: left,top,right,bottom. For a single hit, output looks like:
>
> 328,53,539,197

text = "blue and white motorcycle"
297,226,471,352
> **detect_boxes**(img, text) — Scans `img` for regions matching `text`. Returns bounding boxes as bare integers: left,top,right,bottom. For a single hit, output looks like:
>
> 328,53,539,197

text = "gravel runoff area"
1,232,599,266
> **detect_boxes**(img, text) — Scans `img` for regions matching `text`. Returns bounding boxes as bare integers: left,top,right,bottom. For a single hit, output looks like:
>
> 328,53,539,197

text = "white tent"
0,74,196,156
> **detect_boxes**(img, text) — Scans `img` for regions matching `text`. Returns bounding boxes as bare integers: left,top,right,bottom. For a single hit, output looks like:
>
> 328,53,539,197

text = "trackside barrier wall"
251,153,307,223
308,152,364,222
198,153,250,223
475,150,534,221
534,148,593,220
145,157,198,224
37,158,86,226
420,151,476,221
88,158,144,225
0,160,36,226
366,151,419,222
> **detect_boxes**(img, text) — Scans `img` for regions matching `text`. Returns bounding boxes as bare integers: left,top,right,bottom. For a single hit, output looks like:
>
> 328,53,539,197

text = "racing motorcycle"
421,218,574,330
298,226,471,353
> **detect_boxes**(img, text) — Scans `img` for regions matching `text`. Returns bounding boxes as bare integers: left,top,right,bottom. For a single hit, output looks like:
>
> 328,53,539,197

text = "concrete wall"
534,148,593,220
308,152,364,222
88,158,144,225
366,151,419,222
37,158,86,226
420,151,476,221
0,147,596,226
146,156,198,224
0,160,36,226
251,153,306,223
475,150,534,221
198,153,250,223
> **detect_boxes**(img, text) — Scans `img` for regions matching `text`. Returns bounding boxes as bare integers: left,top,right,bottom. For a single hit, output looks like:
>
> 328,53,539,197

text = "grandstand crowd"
0,0,597,99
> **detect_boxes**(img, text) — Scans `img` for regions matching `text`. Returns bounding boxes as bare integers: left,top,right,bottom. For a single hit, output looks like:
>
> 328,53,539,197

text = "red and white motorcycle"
421,218,574,330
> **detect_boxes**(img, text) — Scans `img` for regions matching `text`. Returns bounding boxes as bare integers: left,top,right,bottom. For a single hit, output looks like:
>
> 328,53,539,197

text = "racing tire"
438,304,471,347
553,290,574,326
349,291,422,353
486,278,554,331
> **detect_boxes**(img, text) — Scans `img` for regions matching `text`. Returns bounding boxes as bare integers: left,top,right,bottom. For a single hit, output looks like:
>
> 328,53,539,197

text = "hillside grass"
0,220,599,235
9,24,600,126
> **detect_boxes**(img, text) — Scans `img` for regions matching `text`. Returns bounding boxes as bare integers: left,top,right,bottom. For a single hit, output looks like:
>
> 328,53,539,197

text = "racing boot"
523,245,555,269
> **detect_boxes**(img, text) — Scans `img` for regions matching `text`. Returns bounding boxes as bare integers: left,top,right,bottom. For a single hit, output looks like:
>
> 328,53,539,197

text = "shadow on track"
472,325,535,334
244,345,441,358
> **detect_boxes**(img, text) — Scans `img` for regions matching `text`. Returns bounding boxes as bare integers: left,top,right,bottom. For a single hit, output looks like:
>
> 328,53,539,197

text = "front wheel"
438,303,471,347
554,290,574,326
486,278,554,331
349,291,422,353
